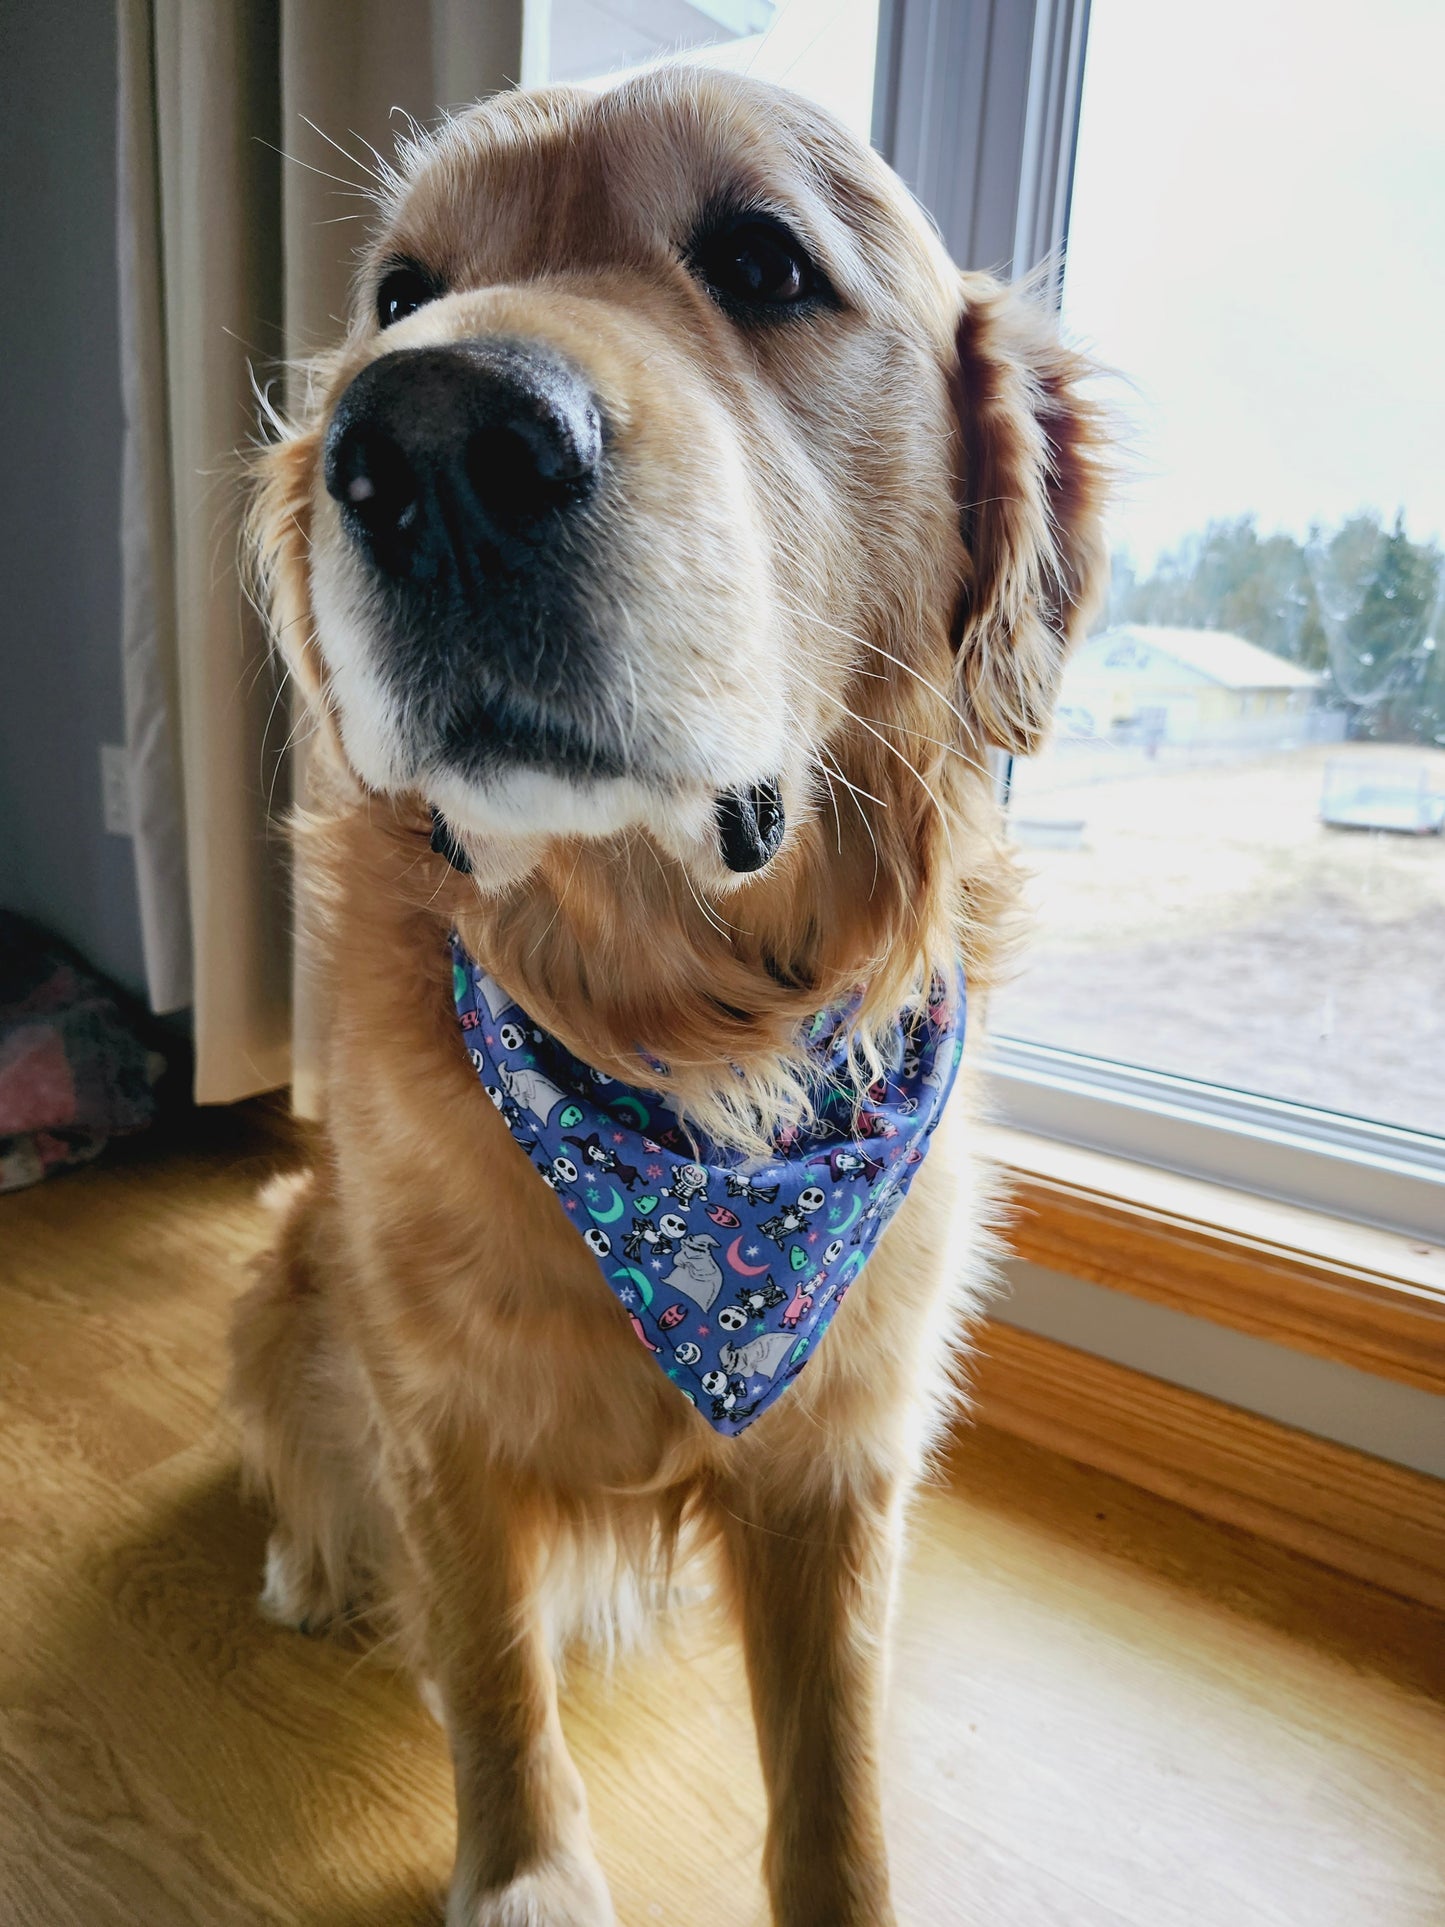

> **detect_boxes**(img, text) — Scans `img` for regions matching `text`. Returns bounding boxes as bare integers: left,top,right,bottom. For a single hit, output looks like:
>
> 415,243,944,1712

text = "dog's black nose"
324,340,603,582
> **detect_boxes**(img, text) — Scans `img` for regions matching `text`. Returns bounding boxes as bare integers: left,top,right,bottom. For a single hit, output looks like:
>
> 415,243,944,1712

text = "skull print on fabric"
451,934,966,1436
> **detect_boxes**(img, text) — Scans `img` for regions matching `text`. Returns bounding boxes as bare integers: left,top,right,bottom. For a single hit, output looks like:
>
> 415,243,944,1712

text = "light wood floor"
2,1108,1443,1926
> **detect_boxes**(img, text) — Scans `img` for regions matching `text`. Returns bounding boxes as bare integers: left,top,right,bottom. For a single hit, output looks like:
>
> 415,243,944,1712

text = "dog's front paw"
447,1851,616,1927
258,1529,346,1634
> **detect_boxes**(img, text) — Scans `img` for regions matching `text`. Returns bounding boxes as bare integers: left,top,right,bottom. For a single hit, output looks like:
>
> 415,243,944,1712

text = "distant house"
1057,625,1324,750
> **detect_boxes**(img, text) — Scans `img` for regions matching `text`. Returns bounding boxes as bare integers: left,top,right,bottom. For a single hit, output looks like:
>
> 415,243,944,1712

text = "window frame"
872,0,1090,285
991,1040,1445,1242
874,0,1445,1243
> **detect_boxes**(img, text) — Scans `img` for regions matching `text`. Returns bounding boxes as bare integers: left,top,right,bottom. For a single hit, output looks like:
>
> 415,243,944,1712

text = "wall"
0,2,147,998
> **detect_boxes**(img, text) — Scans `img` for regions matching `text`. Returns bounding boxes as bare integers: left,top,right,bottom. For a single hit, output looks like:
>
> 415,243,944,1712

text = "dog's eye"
692,215,826,313
376,263,441,330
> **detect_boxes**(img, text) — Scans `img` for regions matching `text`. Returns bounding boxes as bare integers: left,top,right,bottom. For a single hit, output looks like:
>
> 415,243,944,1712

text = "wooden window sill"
984,1124,1445,1397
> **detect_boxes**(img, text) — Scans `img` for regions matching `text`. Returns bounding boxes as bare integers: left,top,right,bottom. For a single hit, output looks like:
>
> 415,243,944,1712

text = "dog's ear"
947,274,1111,754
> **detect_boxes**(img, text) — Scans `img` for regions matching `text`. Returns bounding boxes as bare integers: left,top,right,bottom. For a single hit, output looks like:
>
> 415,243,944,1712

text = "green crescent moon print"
613,1265,654,1307
587,1186,627,1224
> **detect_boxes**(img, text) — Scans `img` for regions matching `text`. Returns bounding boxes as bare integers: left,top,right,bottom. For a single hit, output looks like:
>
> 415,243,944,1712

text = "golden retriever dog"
231,64,1107,1926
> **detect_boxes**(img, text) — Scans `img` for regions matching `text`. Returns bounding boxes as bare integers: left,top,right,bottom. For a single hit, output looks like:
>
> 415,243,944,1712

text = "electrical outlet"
100,743,133,837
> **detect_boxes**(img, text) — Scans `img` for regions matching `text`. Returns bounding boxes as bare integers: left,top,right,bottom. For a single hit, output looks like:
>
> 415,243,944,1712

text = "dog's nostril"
326,421,421,548
466,417,598,528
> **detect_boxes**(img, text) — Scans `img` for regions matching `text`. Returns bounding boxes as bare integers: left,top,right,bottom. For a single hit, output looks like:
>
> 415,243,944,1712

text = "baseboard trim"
972,1320,1445,1612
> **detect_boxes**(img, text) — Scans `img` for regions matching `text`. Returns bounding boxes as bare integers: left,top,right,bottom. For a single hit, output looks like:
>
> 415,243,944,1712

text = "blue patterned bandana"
451,935,966,1435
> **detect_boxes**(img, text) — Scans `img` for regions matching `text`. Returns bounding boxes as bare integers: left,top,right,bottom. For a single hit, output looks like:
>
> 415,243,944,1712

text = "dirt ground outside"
991,740,1445,1137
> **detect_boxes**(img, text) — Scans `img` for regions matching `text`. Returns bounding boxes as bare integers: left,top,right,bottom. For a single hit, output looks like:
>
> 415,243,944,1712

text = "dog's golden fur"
232,66,1108,1924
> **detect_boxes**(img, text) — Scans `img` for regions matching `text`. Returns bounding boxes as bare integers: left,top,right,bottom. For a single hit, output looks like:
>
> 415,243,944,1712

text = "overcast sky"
1063,0,1445,569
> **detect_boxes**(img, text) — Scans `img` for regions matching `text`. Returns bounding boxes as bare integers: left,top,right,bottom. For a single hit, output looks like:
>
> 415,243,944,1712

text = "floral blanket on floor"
0,914,160,1192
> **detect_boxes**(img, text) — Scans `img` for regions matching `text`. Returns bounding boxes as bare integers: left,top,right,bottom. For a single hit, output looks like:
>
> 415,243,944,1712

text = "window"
984,0,1444,1236
526,0,881,141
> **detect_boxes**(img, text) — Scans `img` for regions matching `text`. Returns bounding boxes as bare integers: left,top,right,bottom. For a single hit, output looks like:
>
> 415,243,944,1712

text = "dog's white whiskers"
305,115,407,209
639,832,737,944
770,587,993,784
816,737,882,895
806,742,887,812
790,719,843,857
261,662,305,813
388,103,429,146
620,650,642,761
812,753,845,855
782,662,893,886
528,842,586,958
778,694,846,858
253,136,378,199
298,115,392,191
790,664,955,867
609,596,649,765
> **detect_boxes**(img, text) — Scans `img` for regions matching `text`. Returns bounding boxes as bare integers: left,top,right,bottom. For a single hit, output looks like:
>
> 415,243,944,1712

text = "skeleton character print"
450,934,967,1436
725,1172,780,1208
622,1212,690,1262
666,1162,710,1208
757,1187,826,1247
481,1076,532,1140
717,1277,788,1328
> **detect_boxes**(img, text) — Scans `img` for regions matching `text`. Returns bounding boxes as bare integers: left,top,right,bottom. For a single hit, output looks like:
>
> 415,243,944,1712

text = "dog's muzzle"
328,339,788,873
321,336,626,783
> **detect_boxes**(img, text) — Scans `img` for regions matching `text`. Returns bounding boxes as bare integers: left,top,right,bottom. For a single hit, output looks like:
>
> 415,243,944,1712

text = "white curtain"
116,0,522,1103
